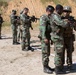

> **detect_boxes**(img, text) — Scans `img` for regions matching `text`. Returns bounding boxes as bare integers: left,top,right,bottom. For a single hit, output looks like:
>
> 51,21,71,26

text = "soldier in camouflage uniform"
39,5,54,74
62,6,76,70
50,4,69,75
10,10,20,45
17,15,22,42
0,14,4,39
20,8,34,51
17,10,25,42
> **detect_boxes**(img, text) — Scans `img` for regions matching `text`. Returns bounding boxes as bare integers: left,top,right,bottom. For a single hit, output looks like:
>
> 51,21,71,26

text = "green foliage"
53,0,60,4
73,0,76,3
41,0,68,5
0,1,8,7
3,21,10,26
41,0,60,4
41,0,52,4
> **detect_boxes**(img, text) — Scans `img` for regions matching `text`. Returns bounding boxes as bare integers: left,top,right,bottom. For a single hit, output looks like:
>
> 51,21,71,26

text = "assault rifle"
30,15,39,22
14,16,21,25
62,16,76,27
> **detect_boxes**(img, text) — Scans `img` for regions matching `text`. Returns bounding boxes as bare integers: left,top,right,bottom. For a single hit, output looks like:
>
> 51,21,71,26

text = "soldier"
50,4,69,75
62,6,76,70
20,8,34,51
39,5,54,74
17,16,22,42
17,10,24,42
10,10,20,45
0,14,4,39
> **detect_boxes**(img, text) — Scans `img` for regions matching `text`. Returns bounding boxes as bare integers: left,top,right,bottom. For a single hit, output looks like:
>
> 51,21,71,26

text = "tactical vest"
62,16,73,37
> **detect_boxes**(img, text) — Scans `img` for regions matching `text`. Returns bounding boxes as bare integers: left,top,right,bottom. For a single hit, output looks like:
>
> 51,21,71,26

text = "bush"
73,0,76,3
0,1,8,7
41,0,68,5
41,0,52,4
53,0,60,4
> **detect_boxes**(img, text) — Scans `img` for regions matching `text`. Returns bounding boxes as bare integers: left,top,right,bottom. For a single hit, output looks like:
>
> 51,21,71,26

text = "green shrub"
41,0,52,4
73,0,76,3
0,1,8,7
3,21,10,26
41,0,68,5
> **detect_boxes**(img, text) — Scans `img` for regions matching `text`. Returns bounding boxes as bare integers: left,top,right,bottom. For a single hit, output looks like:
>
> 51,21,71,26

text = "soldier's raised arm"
20,14,31,23
52,14,68,28
20,8,31,23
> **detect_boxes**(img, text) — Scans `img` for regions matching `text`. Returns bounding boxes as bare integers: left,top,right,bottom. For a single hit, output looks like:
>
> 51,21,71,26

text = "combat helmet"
56,4,63,10
63,6,72,13
46,5,55,12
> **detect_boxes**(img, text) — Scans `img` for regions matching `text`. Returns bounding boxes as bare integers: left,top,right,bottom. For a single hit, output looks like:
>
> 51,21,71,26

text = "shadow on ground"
64,63,76,74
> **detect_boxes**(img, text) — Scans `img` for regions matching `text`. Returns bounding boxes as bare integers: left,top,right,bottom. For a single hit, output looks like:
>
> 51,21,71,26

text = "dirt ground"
0,26,76,75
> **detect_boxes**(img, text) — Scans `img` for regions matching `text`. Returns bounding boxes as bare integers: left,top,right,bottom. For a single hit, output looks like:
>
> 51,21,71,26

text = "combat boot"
16,42,20,44
67,64,73,70
22,48,29,51
47,66,55,71
55,66,66,75
28,46,34,52
43,66,53,74
13,42,20,45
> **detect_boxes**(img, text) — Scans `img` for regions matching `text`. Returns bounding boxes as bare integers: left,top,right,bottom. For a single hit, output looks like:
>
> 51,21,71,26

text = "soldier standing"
10,10,20,45
20,8,34,51
62,6,76,70
17,16,22,42
0,14,4,39
39,5,54,74
50,4,69,75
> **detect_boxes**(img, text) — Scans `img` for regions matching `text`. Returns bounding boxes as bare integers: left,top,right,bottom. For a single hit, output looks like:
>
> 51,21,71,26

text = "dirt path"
0,26,76,75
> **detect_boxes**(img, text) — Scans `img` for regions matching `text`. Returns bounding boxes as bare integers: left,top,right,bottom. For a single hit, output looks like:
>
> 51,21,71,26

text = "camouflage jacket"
62,16,76,37
50,13,68,41
39,14,51,40
20,13,31,29
10,14,17,25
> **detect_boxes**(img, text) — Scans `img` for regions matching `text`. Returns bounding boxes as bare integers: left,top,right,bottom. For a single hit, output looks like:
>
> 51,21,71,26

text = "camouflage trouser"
17,26,22,41
62,37,74,66
11,25,17,43
21,28,31,50
54,39,64,67
41,39,50,66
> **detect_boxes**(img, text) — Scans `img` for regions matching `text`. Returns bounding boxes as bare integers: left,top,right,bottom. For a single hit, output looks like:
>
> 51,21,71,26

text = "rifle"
30,15,39,22
15,16,21,25
62,16,76,27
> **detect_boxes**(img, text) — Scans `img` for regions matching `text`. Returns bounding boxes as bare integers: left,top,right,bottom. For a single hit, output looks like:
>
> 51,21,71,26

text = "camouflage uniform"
0,15,3,39
17,23,22,42
61,6,76,69
40,14,51,68
10,12,18,44
20,13,31,50
62,16,76,67
50,13,68,68
17,16,22,42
